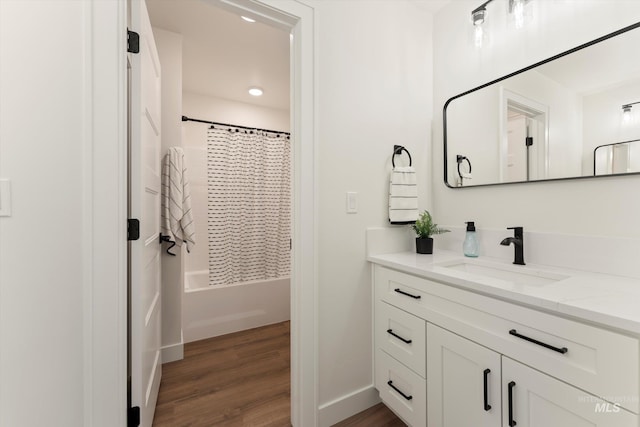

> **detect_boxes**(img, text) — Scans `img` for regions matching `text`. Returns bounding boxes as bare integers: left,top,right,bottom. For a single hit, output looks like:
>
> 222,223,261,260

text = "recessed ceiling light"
248,87,263,97
241,16,256,23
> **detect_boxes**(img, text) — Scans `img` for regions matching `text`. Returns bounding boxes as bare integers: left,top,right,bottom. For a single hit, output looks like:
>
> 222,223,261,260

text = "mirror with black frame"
594,139,640,175
444,22,640,188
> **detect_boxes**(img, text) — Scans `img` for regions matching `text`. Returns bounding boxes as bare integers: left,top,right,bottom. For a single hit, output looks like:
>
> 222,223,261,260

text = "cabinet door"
502,357,637,427
427,324,501,427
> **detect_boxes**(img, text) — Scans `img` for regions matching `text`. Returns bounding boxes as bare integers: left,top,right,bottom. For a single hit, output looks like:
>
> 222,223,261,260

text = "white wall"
433,0,640,237
182,91,290,273
0,1,122,425
309,0,434,415
0,2,83,425
447,84,501,185
154,27,185,362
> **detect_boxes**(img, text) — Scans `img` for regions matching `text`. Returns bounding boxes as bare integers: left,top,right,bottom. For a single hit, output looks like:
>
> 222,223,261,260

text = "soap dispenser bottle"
463,221,479,258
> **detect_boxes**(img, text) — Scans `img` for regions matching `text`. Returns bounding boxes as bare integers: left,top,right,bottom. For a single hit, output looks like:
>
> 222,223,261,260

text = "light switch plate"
0,179,11,217
346,191,357,214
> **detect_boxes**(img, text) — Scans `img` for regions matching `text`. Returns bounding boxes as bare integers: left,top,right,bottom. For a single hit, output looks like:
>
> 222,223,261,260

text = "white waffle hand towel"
389,166,418,224
161,147,196,254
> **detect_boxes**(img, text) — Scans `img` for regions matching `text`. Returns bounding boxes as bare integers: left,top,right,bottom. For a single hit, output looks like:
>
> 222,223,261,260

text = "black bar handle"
483,369,491,411
509,329,568,354
508,381,517,426
394,288,421,299
387,329,412,344
387,380,413,401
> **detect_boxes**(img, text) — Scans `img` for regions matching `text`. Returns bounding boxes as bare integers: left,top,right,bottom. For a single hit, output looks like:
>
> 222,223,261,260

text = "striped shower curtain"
206,127,291,286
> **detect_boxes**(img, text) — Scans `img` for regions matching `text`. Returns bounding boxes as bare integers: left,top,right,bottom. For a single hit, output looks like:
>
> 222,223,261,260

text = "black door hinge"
128,219,140,241
525,136,533,147
127,30,140,54
128,406,140,427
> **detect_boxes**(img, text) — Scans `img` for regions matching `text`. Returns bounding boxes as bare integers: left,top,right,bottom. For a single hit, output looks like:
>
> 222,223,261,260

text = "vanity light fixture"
248,87,263,97
472,6,487,26
471,0,494,48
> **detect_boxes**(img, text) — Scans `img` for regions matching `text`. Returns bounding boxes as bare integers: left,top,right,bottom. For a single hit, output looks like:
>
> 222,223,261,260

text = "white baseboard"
318,385,380,427
161,340,184,364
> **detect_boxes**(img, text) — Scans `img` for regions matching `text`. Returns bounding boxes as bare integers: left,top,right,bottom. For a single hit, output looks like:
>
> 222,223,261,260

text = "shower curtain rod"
181,115,290,136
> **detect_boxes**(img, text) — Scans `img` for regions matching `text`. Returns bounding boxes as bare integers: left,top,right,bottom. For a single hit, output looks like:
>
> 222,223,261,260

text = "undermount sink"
436,260,570,287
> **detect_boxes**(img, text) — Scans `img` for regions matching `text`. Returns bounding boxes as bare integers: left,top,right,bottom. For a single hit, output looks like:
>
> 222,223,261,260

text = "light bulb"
248,87,263,97
474,25,484,48
472,7,486,48
513,0,525,29
241,16,256,23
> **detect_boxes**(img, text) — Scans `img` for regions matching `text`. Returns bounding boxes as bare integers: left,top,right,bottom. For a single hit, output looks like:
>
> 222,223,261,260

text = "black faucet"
500,227,525,265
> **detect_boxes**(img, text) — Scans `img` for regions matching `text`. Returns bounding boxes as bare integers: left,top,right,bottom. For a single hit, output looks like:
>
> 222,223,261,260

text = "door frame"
499,87,550,182
84,0,317,426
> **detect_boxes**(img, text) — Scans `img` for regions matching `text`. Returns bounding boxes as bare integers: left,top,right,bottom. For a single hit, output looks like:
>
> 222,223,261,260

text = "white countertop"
368,250,640,335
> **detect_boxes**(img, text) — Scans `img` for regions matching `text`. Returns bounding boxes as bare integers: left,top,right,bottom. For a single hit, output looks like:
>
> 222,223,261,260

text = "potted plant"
411,210,450,254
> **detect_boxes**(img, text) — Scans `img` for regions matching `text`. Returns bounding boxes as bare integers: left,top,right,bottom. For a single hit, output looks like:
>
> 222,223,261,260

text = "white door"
129,0,162,426
507,114,528,182
427,324,501,427
502,357,637,427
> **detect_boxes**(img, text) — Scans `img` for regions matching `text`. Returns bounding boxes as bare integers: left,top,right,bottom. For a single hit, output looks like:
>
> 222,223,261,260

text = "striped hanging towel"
161,147,195,254
389,166,418,224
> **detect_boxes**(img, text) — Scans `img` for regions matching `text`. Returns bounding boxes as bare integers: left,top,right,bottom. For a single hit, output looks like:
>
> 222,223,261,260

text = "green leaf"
410,210,450,238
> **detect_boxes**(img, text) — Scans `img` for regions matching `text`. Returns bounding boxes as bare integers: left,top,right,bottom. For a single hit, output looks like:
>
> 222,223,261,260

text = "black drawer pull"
387,380,413,401
508,381,516,426
483,368,491,411
387,329,412,344
509,329,568,354
394,288,421,299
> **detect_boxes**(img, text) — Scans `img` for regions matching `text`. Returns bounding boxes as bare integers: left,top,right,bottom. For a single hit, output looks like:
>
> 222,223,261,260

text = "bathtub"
183,270,290,343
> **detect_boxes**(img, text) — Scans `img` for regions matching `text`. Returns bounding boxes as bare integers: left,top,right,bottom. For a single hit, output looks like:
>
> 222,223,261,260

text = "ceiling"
146,0,291,111
146,0,452,112
535,26,640,96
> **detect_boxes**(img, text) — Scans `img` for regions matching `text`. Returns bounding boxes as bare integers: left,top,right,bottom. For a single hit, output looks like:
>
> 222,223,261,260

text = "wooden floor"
332,404,406,427
152,321,405,427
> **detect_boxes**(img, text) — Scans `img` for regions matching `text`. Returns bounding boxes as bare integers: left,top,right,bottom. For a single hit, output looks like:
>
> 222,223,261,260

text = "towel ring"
456,155,472,179
392,145,412,168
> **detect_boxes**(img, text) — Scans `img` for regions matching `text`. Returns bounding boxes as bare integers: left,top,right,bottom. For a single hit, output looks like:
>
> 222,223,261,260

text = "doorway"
81,0,314,425
500,88,549,182
136,1,316,425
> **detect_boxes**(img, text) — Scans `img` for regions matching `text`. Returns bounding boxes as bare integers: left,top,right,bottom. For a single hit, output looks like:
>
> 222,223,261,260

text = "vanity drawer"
374,265,640,413
376,349,426,427
376,301,426,377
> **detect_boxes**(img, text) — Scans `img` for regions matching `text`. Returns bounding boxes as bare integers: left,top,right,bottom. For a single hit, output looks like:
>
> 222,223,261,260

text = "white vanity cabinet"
427,324,637,427
502,357,637,427
372,263,640,427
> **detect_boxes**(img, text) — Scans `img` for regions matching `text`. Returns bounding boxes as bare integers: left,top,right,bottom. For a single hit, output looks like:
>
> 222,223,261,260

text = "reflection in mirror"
444,21,640,187
594,139,640,175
